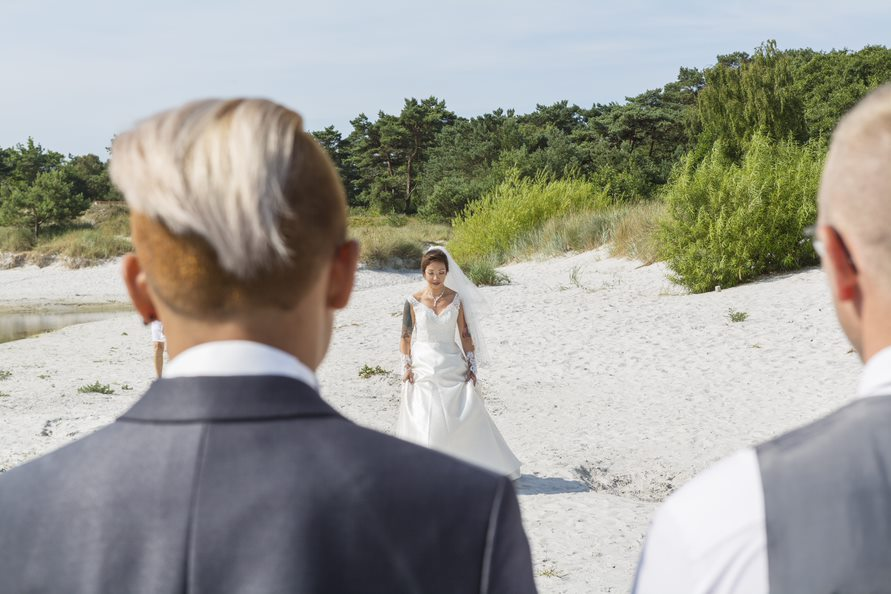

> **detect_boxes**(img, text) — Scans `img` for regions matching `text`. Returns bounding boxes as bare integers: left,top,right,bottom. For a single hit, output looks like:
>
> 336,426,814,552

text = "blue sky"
1,0,889,156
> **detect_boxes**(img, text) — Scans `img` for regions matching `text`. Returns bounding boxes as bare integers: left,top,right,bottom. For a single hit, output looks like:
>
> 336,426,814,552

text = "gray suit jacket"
0,376,536,593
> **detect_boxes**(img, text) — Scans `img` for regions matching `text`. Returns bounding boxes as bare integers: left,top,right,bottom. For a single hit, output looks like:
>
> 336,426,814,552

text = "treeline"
314,41,891,224
2,41,889,285
0,139,119,240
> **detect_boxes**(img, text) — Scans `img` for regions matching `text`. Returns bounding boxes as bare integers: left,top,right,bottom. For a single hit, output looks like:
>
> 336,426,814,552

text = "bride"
395,246,521,479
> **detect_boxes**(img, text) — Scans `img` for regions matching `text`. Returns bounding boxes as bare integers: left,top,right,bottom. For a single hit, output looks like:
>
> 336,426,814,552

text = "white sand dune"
0,250,862,592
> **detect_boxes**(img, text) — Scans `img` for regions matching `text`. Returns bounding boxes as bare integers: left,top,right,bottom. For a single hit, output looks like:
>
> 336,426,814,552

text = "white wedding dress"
395,293,521,479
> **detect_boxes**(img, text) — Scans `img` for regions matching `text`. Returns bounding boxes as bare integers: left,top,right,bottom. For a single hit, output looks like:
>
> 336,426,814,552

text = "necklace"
428,287,445,308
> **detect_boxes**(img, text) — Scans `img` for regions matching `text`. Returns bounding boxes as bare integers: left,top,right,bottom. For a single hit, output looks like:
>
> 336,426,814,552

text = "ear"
823,226,859,302
122,253,158,324
326,240,360,310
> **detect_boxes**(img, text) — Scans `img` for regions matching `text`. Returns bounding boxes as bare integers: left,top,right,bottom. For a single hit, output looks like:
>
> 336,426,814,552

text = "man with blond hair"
634,84,891,593
0,99,536,593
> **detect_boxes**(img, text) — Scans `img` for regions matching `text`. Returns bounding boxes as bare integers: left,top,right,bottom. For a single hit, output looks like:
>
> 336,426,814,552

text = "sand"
0,250,862,592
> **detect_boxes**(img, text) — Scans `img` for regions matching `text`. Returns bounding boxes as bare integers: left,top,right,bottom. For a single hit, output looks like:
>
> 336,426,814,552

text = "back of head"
820,84,891,290
109,98,347,318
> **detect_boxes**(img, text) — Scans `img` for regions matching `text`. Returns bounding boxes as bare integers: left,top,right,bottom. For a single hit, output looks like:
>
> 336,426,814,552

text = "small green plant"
358,365,390,379
536,565,568,579
78,381,115,395
0,391,10,398
569,265,584,289
728,308,749,323
121,383,133,391
0,370,12,380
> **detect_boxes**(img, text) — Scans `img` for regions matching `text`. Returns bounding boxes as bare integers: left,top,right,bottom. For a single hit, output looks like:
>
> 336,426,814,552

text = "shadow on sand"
514,474,590,496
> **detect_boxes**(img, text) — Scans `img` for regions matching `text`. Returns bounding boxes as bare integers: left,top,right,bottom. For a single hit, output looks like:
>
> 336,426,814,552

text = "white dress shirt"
634,346,891,594
163,340,319,390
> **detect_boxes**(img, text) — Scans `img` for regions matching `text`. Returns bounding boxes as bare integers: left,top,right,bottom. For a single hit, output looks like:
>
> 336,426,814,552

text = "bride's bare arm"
457,305,478,384
400,300,414,356
400,300,415,383
457,305,475,353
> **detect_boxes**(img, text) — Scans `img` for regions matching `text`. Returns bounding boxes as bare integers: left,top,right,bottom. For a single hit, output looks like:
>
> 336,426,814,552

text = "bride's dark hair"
420,249,449,273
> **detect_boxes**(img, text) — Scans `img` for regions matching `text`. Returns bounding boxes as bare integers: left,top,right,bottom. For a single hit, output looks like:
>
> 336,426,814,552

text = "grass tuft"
464,257,510,286
77,381,115,395
358,364,390,379
728,308,749,323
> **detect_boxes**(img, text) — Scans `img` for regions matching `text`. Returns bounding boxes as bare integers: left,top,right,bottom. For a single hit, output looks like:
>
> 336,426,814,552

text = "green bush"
660,134,824,293
0,227,36,252
449,171,609,264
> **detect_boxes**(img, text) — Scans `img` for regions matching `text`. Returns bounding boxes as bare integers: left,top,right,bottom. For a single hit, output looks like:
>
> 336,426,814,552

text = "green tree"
63,154,119,202
3,138,64,186
311,126,359,205
697,40,807,159
0,169,89,237
346,97,455,213
788,45,891,140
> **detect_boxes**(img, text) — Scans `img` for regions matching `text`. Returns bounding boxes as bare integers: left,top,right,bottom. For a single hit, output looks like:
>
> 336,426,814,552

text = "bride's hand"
466,370,477,385
403,369,415,384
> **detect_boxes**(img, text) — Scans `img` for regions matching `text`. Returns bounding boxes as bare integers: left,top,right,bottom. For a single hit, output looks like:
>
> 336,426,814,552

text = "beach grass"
1,201,132,267
32,229,132,264
449,172,609,265
488,201,666,266
350,213,450,270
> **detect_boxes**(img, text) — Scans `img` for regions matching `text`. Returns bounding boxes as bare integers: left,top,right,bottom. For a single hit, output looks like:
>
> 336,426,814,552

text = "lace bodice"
407,293,462,344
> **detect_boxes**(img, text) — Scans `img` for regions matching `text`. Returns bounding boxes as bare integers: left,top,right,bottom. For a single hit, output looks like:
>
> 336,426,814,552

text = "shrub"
660,135,823,293
449,171,609,264
0,227,35,252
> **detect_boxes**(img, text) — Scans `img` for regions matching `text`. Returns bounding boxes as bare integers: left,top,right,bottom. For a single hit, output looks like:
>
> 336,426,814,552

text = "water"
0,307,131,345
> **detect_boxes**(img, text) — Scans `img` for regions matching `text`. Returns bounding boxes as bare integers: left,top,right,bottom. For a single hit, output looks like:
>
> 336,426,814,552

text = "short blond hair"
110,99,347,317
820,84,891,287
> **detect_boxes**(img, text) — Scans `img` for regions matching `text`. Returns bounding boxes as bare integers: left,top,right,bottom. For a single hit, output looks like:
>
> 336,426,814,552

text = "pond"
0,306,132,345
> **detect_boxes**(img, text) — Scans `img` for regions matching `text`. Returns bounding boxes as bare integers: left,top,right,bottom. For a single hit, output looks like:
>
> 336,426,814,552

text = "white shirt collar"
857,345,891,399
163,340,319,390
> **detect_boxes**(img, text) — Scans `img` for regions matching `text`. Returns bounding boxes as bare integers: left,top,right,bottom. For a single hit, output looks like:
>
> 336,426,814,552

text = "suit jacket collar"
119,376,342,423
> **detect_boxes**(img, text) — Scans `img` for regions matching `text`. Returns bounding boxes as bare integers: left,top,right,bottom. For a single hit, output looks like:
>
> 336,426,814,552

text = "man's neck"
160,310,326,371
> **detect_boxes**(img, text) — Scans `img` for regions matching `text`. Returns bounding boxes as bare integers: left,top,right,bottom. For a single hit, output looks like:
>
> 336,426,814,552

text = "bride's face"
424,264,448,288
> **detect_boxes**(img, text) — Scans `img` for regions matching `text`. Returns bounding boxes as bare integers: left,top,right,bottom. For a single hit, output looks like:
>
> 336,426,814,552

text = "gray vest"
757,395,891,593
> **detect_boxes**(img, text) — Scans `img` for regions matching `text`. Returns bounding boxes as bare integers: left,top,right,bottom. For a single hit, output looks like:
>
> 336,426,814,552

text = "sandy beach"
0,250,862,592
